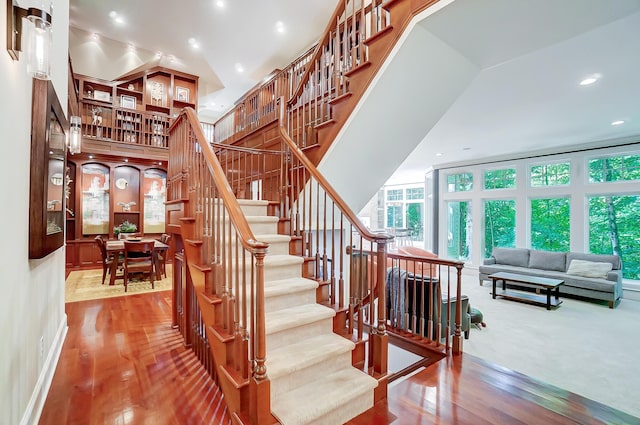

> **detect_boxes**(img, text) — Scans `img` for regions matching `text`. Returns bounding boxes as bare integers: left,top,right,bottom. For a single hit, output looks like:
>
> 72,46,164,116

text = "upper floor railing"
202,0,392,147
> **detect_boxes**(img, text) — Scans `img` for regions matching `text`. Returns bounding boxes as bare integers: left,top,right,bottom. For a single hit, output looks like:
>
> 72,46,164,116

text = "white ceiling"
68,0,335,119
68,0,640,185
390,0,640,182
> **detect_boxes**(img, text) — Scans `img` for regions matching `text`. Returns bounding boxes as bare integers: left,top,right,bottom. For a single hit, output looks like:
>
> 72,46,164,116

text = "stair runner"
239,199,377,425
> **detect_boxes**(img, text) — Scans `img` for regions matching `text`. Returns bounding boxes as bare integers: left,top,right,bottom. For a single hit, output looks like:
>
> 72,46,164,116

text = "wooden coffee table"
488,272,564,310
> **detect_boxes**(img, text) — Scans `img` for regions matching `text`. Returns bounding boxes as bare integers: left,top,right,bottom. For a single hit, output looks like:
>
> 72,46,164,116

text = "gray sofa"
479,247,623,308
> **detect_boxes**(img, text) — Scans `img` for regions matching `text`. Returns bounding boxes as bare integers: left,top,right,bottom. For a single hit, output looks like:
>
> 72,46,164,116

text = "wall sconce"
6,0,53,80
68,115,81,154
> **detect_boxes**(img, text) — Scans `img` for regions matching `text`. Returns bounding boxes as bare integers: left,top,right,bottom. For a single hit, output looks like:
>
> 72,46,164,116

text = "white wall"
0,1,69,423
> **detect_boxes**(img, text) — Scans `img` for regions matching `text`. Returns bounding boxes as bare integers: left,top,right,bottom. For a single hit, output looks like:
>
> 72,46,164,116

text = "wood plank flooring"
40,291,638,425
39,291,231,425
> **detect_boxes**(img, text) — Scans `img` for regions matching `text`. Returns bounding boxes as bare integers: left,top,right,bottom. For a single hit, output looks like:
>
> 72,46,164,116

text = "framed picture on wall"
176,86,190,102
120,95,136,109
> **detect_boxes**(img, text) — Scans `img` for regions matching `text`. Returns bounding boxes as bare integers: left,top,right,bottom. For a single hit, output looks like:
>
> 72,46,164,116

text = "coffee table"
488,272,564,310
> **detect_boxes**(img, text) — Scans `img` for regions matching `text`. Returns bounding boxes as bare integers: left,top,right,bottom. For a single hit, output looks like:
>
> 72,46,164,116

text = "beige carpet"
461,268,640,419
65,265,173,303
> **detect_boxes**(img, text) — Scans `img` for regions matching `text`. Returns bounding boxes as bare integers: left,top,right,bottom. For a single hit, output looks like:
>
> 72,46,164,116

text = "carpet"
460,268,640,419
65,265,173,303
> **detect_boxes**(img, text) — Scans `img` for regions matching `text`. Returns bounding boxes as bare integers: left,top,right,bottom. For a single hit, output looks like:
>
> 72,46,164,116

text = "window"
530,197,570,252
530,162,570,186
447,173,473,192
589,195,640,279
447,201,471,260
588,154,640,183
484,200,516,257
406,187,424,200
406,202,424,240
387,189,403,201
386,204,403,228
484,168,516,190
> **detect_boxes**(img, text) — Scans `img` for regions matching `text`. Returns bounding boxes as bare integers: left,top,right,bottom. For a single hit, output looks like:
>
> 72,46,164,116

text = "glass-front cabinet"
81,163,110,235
66,158,167,268
143,169,167,234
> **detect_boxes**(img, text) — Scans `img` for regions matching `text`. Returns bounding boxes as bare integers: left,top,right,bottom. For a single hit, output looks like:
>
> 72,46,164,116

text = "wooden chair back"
123,241,155,291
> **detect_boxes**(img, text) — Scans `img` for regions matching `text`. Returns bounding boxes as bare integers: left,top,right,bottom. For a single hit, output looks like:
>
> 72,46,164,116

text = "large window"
387,189,403,201
406,203,424,241
589,195,640,279
588,154,640,183
530,197,570,252
447,201,471,260
386,204,403,228
530,162,570,186
406,187,424,200
447,172,473,192
484,200,516,258
484,168,516,190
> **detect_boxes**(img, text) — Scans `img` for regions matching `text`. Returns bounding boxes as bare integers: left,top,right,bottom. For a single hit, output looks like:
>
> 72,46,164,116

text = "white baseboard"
20,315,68,425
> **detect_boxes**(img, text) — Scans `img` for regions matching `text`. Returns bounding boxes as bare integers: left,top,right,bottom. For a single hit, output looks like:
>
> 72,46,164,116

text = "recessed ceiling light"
235,63,244,73
89,155,94,159
91,33,99,41
123,158,129,162
275,21,285,33
611,120,625,126
435,152,443,157
114,16,124,24
188,38,200,49
579,74,600,86
158,161,163,165
109,11,117,18
216,0,224,8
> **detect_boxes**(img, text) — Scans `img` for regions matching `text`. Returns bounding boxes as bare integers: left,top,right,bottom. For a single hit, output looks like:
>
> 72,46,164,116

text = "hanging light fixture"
6,0,53,80
68,115,81,154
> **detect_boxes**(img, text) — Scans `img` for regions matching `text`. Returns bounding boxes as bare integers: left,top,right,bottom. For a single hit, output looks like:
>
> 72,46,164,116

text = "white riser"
265,288,317,314
270,352,353,397
267,316,333,349
247,216,279,234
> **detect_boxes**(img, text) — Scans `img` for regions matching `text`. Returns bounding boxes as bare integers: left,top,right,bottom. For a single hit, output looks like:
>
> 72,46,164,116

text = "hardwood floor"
41,291,638,425
39,292,231,425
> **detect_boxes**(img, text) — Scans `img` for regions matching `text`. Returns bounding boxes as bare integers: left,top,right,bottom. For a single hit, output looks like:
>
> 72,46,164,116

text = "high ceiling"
68,0,335,120
68,0,640,185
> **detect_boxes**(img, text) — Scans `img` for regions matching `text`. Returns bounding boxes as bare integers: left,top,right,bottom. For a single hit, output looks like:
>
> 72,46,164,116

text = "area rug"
65,265,173,303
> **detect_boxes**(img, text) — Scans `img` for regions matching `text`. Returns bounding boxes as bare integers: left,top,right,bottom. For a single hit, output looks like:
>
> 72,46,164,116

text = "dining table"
105,239,169,286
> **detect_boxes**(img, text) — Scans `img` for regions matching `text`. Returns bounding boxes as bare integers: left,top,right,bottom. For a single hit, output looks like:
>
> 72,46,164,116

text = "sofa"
479,247,623,308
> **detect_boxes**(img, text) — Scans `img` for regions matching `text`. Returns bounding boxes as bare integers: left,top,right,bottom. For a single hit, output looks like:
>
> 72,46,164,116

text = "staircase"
165,1,469,423
241,199,378,425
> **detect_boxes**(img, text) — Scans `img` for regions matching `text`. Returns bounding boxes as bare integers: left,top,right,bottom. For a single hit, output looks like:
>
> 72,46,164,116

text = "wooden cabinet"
65,158,167,269
75,67,198,156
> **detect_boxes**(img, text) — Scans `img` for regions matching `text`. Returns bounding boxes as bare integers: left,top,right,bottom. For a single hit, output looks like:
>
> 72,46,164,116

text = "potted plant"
114,220,137,240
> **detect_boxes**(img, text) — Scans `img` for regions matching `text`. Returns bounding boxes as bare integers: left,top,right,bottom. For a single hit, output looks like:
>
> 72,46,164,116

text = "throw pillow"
566,259,613,279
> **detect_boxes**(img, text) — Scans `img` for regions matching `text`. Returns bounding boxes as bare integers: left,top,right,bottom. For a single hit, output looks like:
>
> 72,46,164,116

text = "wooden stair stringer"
301,1,439,167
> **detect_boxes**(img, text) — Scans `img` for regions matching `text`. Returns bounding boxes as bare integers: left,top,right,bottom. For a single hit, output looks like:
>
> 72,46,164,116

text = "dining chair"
156,233,171,278
95,235,122,285
123,241,155,292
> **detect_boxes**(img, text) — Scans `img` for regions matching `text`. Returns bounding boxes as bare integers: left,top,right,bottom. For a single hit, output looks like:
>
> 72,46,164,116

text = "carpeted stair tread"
266,303,335,335
254,234,292,243
264,254,304,267
271,367,378,425
264,277,318,297
267,333,355,380
246,216,279,223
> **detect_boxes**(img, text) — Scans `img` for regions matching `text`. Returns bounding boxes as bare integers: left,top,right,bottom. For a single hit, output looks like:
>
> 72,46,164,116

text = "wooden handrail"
174,108,268,253
287,2,347,104
277,98,393,245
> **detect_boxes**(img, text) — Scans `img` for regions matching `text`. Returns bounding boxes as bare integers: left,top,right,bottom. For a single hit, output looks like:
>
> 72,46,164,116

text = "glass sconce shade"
69,115,81,154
